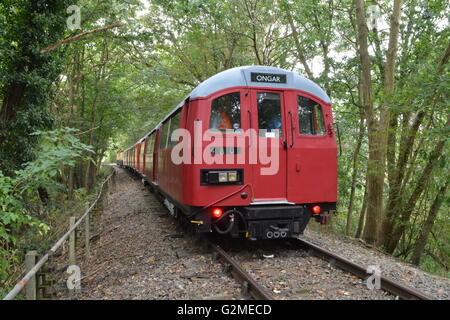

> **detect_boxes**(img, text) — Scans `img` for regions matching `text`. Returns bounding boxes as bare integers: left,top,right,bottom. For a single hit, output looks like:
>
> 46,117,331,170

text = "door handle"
283,140,287,150
289,111,294,147
247,109,252,147
334,122,342,157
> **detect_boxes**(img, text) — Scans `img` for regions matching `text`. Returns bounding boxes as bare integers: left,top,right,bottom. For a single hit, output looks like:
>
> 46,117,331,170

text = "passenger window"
210,92,241,133
147,134,154,154
140,141,145,167
168,110,181,147
159,121,169,150
257,92,282,137
145,134,154,170
298,96,325,135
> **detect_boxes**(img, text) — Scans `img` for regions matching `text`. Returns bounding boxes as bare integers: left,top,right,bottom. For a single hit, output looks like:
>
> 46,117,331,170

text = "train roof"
124,66,330,151
123,136,147,152
189,65,331,103
159,66,330,127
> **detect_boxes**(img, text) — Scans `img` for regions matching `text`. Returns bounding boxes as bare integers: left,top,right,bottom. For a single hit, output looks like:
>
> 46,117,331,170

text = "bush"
0,127,93,295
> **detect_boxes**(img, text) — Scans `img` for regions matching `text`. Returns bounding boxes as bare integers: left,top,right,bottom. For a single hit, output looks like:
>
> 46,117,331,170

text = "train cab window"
210,92,241,133
298,96,326,135
257,92,282,138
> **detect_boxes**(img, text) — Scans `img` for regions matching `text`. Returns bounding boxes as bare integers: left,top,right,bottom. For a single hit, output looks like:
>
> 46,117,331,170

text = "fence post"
25,251,38,300
97,193,104,214
69,217,76,267
85,204,90,260
112,171,116,191
104,180,109,207
91,201,99,235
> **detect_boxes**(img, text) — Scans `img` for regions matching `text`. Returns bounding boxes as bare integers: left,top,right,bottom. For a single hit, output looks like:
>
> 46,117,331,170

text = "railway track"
289,238,433,300
199,234,433,300
155,175,433,300
202,235,274,300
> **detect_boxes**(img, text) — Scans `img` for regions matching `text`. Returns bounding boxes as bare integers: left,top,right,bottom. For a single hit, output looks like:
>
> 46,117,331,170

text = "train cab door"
284,92,337,203
248,90,288,202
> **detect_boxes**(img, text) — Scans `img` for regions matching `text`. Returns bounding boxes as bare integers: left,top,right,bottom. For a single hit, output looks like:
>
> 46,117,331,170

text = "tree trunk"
410,181,447,265
385,117,450,253
355,0,380,245
355,181,368,239
355,0,402,245
37,187,49,207
383,42,450,250
68,167,74,201
346,91,365,236
376,0,403,246
382,110,425,245
284,3,314,79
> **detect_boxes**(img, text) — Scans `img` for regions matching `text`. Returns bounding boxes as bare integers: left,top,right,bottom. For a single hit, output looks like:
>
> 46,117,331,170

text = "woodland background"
0,0,448,295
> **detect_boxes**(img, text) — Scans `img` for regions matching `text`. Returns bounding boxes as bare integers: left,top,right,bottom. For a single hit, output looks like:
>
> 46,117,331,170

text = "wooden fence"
3,168,116,300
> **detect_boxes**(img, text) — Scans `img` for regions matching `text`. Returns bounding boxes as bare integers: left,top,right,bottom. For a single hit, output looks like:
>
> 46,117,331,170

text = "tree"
410,181,449,265
354,0,402,244
0,0,74,174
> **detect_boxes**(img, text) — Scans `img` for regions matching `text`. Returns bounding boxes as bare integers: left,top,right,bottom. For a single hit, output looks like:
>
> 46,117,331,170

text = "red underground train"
118,66,337,240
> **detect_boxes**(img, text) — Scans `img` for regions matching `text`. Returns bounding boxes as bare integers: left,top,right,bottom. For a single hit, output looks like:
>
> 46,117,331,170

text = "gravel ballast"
58,168,242,300
300,228,449,300
57,167,448,300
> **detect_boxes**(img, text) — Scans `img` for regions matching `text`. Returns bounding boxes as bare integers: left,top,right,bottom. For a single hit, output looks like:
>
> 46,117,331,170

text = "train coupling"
266,225,289,239
314,211,329,225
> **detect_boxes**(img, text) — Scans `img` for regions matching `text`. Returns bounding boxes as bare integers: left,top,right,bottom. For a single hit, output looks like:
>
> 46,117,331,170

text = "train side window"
210,92,241,133
147,134,155,154
146,134,154,169
141,140,146,164
298,96,326,135
159,121,170,150
168,110,181,147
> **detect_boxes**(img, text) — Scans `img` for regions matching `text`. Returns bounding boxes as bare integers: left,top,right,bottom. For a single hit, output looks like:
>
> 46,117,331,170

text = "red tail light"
312,205,321,214
212,208,223,219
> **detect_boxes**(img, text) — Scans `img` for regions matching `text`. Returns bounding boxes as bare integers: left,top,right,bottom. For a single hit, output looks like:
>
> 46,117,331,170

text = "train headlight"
219,172,228,182
201,169,243,185
228,171,238,182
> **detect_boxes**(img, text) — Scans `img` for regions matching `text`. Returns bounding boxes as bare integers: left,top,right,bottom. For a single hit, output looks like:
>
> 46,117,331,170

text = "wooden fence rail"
3,167,116,300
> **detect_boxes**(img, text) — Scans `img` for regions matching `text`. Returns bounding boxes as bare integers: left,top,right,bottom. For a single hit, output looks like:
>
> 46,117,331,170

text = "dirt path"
60,167,241,300
55,167,448,300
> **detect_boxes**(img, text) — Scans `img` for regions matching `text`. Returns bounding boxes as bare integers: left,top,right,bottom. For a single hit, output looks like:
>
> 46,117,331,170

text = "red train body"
121,66,337,240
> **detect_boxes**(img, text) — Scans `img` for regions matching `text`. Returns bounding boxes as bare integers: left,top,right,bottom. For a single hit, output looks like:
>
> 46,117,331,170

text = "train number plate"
250,72,287,84
210,147,241,155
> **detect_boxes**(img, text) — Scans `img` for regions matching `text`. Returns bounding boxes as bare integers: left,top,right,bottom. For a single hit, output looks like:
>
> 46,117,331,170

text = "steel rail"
202,237,274,300
291,238,433,300
3,170,115,300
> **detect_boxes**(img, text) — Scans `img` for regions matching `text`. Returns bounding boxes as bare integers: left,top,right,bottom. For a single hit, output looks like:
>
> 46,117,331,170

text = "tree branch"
41,23,124,53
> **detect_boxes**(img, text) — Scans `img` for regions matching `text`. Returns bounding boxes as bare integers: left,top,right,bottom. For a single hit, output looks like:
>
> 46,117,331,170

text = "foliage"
0,0,449,283
0,0,75,174
0,128,93,292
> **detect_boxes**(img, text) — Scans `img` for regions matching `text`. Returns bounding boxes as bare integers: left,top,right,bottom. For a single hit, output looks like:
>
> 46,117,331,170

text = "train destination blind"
250,72,287,84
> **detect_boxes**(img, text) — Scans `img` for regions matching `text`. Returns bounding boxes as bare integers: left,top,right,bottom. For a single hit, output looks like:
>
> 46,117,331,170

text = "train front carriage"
116,150,124,166
122,66,337,240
